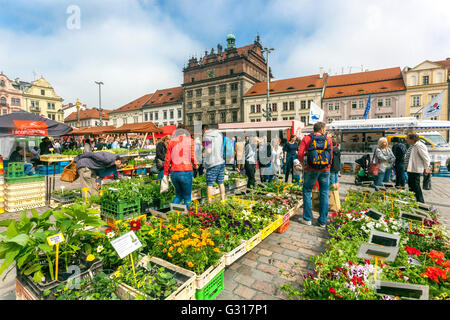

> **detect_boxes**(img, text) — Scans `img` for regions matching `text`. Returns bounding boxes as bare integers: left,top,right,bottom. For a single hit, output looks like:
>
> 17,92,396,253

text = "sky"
1,0,450,111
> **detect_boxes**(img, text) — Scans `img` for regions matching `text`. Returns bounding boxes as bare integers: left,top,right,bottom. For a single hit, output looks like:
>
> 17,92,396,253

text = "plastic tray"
195,269,224,300
245,231,262,252
223,240,247,266
195,257,225,289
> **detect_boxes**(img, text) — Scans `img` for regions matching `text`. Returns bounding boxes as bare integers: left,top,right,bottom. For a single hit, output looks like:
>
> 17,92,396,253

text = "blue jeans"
375,169,392,187
170,171,193,208
329,172,338,185
24,163,34,175
303,170,330,226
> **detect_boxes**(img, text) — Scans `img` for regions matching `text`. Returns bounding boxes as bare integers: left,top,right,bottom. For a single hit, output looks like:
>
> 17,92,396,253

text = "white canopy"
328,117,450,131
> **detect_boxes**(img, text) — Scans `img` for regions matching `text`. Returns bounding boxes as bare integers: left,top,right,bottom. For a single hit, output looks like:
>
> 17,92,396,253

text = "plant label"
47,233,65,246
170,203,188,214
364,208,383,221
417,203,432,211
373,280,429,300
411,208,431,219
400,211,425,223
382,182,395,188
357,243,399,262
111,231,142,259
368,230,400,247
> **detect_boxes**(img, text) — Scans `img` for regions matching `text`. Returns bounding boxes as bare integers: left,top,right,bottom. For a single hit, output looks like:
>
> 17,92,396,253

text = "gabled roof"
434,59,450,72
64,108,110,122
109,93,154,114
144,86,183,108
324,67,405,99
244,74,328,97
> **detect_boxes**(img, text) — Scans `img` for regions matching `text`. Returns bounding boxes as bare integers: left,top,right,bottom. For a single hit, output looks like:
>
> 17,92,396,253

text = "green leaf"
23,263,42,276
53,210,67,222
6,221,18,239
33,270,44,283
16,251,32,269
5,234,29,246
33,232,49,242
83,243,92,255
0,248,20,277
31,209,39,218
69,244,81,251
0,219,15,227
38,243,54,252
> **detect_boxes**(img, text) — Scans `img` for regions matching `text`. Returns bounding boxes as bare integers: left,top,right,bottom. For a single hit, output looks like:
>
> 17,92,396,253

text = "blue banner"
363,94,371,120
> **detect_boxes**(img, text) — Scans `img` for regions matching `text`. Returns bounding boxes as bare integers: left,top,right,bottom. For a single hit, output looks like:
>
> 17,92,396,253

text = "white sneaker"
301,219,312,226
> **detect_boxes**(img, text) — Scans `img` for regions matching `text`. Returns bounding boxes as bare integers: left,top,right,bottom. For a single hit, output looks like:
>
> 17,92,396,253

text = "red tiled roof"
105,122,162,134
326,67,402,87
244,74,328,97
109,93,154,114
144,86,183,108
64,108,110,122
197,44,262,66
434,59,450,72
324,79,406,99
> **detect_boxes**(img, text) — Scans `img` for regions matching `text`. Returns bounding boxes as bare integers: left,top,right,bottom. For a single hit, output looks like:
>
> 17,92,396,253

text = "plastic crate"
59,161,71,168
7,162,24,175
5,175,45,184
195,257,225,289
245,231,262,252
275,220,290,233
115,256,196,300
224,241,247,266
101,198,141,220
5,189,45,201
5,181,45,191
39,166,62,175
195,269,224,300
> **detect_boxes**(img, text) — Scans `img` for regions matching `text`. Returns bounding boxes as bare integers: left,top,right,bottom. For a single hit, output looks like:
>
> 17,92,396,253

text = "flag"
422,91,444,119
363,94,371,119
309,101,324,124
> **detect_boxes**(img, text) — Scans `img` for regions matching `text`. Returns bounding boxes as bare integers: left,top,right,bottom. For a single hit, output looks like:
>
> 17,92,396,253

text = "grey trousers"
77,167,99,197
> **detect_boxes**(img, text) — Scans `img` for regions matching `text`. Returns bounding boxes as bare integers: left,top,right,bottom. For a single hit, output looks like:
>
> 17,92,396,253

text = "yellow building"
403,59,450,138
19,77,64,122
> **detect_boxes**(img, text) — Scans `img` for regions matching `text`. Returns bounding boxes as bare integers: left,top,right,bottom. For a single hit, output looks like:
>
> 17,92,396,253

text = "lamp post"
95,81,104,126
262,47,274,121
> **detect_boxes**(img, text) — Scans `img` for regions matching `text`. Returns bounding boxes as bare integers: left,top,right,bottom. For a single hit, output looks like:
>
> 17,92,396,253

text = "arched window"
0,97,6,105
0,80,5,87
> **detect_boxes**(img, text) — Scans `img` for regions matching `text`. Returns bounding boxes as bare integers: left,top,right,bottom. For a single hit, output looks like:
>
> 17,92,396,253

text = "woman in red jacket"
163,124,198,208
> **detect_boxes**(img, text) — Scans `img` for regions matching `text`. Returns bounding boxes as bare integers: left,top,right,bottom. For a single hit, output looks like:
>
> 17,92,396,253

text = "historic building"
142,86,183,127
403,59,449,125
323,67,406,123
64,107,111,128
182,34,268,130
108,93,154,127
12,76,64,122
0,72,23,115
243,72,328,125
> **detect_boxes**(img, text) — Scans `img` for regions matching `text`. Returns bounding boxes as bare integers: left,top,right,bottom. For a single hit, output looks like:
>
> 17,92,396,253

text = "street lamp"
95,81,104,126
262,47,274,121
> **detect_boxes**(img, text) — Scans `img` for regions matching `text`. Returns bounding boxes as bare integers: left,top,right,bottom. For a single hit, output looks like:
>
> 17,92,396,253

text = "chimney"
319,67,324,79
217,44,222,55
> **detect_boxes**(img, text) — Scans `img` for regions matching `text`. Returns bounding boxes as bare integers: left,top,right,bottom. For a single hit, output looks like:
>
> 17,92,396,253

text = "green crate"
5,175,45,184
195,269,224,300
101,198,141,219
7,162,25,177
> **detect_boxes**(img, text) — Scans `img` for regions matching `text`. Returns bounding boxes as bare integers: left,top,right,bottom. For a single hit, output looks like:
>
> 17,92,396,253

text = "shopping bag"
423,173,431,190
368,162,379,176
60,161,79,182
329,189,341,212
160,175,169,193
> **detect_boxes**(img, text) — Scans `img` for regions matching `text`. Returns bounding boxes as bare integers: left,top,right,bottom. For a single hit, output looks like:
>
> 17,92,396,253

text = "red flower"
130,220,141,231
328,287,336,295
405,246,421,256
421,267,447,283
364,259,371,265
225,234,230,239
317,262,323,266
348,260,353,266
105,227,112,234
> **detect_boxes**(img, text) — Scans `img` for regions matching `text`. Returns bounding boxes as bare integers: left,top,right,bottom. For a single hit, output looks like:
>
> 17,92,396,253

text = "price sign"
47,233,65,246
110,231,142,259
170,203,188,214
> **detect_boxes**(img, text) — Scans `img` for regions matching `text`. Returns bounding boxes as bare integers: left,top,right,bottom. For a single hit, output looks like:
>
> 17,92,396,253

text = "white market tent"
328,117,450,132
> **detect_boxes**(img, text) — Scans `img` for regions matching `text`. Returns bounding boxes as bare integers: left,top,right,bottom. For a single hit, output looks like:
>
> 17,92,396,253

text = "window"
1,97,7,105
359,100,364,108
334,102,340,110
191,77,195,83
154,112,158,120
352,101,357,109
289,116,295,120
271,103,277,112
232,97,237,104
0,80,4,87
219,84,227,93
188,115,193,125
149,113,153,121
221,111,226,123
196,101,201,108
250,105,255,113
283,117,288,120
187,90,193,98
230,69,234,75
170,110,174,119
423,76,429,85
31,101,35,108
163,111,167,119
144,113,148,121
196,89,202,97
289,101,294,110
251,119,255,122
187,102,192,109
178,109,182,118
230,83,238,91
430,94,438,99
208,86,216,95
300,116,306,124
123,118,128,124
256,119,261,122
301,101,307,109
412,96,421,107
272,117,277,121
196,114,202,121
377,99,383,107
209,112,215,123
209,99,215,107
221,98,226,105
36,101,39,107
232,111,238,122
283,102,288,111
256,104,261,113
385,98,391,107
328,103,333,111
41,89,45,96
308,100,313,108
133,116,139,123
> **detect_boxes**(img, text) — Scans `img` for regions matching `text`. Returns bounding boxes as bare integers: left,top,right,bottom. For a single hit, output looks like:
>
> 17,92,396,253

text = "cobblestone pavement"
1,173,449,300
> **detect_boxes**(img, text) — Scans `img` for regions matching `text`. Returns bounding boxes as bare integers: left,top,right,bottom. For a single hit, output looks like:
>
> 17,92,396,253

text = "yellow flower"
169,246,174,251
167,253,173,258
162,248,167,253
187,261,194,268
213,248,220,253
214,230,220,235
148,230,155,235
167,240,172,245
86,254,95,262
176,224,183,229
177,248,183,254
172,235,179,241
158,242,163,246
192,232,199,238
194,248,200,251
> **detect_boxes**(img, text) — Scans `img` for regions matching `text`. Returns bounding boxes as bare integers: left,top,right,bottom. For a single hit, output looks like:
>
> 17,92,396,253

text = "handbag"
60,161,79,182
160,175,169,193
368,149,380,176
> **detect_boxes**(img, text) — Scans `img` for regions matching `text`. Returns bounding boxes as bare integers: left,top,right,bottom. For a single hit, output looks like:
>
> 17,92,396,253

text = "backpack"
307,134,332,169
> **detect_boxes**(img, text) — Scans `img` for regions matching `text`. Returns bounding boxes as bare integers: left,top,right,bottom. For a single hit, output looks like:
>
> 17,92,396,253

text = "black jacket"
392,143,407,166
330,146,341,173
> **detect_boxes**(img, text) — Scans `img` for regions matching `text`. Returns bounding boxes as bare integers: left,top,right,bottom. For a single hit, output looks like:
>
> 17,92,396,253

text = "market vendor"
74,151,126,197
8,146,35,175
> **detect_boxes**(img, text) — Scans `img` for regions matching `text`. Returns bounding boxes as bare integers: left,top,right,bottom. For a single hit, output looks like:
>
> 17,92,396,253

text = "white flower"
96,245,104,253
106,232,115,239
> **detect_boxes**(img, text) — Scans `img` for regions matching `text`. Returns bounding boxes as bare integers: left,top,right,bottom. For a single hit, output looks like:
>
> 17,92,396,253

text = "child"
292,159,302,185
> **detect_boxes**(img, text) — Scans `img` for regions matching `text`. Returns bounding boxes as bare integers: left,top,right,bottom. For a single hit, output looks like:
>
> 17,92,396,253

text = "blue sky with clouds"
1,0,450,110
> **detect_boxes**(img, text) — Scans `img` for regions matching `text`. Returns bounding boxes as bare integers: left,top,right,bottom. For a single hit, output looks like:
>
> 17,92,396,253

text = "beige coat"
407,141,431,174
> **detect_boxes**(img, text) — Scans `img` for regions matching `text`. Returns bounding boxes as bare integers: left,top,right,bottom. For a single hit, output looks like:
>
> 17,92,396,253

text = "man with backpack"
298,122,333,228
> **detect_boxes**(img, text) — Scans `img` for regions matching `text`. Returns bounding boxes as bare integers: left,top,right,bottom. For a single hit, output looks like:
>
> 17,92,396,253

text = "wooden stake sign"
46,233,65,281
82,187,89,203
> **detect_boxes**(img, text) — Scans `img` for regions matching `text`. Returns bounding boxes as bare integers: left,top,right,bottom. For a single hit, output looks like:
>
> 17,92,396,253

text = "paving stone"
271,252,290,262
236,265,254,277
241,257,258,268
251,269,275,282
252,280,276,295
234,274,256,287
257,255,273,265
253,293,280,300
257,248,273,256
216,291,241,300
233,285,256,300
244,252,259,260
280,242,299,251
256,263,280,276
273,260,293,272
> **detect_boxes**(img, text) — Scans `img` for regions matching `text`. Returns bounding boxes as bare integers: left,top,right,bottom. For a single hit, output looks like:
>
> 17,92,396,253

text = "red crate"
275,220,290,233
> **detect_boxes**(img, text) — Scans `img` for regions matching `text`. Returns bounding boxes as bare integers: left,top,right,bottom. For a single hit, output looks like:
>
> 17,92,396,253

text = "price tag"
170,203,188,214
110,231,142,259
47,233,65,246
